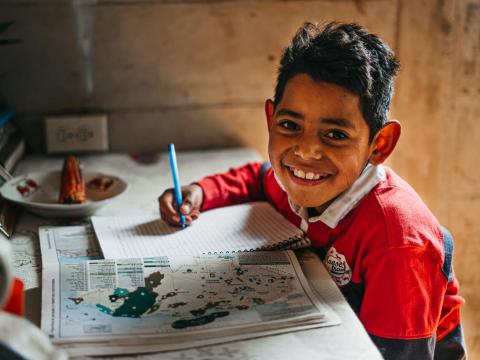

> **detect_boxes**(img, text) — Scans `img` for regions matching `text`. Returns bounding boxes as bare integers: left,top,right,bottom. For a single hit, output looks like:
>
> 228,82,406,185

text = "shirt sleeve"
369,334,435,360
370,323,466,360
360,246,447,340
195,161,269,211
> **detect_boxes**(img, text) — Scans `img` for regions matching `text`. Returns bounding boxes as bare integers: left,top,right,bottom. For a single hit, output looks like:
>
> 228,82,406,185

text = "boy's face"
267,74,375,213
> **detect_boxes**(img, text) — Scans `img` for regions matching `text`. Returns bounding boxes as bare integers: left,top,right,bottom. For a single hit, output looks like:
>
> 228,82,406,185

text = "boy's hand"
159,184,203,226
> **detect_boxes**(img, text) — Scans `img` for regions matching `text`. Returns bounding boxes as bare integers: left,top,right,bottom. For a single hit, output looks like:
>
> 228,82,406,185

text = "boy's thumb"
180,201,191,215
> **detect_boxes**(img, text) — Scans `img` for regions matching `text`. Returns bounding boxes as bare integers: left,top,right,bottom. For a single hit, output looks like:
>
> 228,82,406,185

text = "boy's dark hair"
274,22,400,141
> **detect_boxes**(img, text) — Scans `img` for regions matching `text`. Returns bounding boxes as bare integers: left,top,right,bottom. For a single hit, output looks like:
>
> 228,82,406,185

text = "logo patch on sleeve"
324,247,352,286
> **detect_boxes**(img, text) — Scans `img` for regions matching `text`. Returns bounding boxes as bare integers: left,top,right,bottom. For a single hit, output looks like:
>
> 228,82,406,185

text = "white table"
11,148,382,359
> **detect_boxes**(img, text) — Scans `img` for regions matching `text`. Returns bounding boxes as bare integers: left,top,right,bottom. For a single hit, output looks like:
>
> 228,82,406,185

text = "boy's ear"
369,120,401,165
265,99,275,130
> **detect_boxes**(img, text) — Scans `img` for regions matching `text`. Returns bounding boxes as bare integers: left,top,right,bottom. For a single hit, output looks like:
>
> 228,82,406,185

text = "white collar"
286,164,386,229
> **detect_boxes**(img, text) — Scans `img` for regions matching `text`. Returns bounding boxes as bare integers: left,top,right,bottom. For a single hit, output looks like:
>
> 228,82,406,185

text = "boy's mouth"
286,166,331,183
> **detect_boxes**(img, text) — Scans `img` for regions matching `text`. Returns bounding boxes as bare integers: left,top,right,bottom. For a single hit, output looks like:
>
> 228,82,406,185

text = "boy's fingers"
160,208,176,223
180,200,192,215
159,191,178,214
184,214,197,224
160,204,178,222
159,186,201,226
161,209,182,226
161,211,198,226
159,197,185,227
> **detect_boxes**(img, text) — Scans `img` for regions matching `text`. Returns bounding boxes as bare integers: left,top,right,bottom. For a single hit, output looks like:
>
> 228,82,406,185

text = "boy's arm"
158,161,271,226
359,246,465,360
196,161,270,211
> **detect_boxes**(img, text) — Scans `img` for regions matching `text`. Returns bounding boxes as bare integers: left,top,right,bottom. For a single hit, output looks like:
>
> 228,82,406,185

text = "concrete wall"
1,0,479,356
0,0,397,154
391,1,480,357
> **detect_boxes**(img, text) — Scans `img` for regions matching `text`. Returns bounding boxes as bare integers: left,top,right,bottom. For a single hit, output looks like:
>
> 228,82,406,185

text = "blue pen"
168,143,186,227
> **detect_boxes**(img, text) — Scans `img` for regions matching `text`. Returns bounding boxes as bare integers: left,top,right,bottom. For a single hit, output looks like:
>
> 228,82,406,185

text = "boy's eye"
326,130,348,140
278,120,301,131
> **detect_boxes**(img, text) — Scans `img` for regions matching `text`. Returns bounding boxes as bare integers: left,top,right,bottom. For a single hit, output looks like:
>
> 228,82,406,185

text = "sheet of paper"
11,234,41,289
39,224,102,266
39,224,104,337
92,202,307,259
11,212,63,289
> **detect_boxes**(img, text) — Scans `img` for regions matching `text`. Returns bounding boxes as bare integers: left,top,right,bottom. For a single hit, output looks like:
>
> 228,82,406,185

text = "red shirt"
197,162,463,341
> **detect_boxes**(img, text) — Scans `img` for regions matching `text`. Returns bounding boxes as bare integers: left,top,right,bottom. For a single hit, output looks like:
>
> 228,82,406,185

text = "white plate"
0,170,127,218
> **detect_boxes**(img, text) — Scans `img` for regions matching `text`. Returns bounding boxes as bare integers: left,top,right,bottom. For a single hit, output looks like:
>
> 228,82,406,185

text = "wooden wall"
1,0,479,356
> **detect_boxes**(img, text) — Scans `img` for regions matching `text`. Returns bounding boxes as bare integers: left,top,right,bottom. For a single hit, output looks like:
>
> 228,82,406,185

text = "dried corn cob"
58,155,86,204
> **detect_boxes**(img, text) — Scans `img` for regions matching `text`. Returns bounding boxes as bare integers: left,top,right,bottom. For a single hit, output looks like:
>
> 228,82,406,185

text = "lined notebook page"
92,202,306,259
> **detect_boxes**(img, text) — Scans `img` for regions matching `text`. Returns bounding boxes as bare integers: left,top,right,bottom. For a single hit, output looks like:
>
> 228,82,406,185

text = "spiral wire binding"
203,233,311,255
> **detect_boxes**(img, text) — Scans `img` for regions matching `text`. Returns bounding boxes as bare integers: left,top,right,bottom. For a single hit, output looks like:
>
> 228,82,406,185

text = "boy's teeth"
292,168,323,180
294,169,305,178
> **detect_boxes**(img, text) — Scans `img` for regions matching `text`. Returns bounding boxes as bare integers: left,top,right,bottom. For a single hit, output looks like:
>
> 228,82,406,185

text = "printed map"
59,252,319,338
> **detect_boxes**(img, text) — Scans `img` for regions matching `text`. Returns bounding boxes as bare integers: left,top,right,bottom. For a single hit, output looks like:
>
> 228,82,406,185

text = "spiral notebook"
92,202,310,259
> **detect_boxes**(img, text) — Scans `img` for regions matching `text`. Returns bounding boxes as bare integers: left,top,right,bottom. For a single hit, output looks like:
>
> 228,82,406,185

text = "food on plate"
58,156,86,204
87,176,114,192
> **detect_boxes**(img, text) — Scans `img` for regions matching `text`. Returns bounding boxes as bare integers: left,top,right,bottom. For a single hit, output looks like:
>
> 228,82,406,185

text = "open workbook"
39,224,339,357
91,202,311,259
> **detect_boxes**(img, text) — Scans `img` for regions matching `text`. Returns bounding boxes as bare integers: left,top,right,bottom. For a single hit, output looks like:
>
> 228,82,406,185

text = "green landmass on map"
95,271,164,318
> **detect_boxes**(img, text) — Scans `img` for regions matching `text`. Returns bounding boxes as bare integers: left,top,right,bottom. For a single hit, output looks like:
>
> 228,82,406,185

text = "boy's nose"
293,136,323,160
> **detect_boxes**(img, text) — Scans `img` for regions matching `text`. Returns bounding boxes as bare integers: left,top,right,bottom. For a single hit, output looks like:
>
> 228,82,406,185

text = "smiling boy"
159,22,466,359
